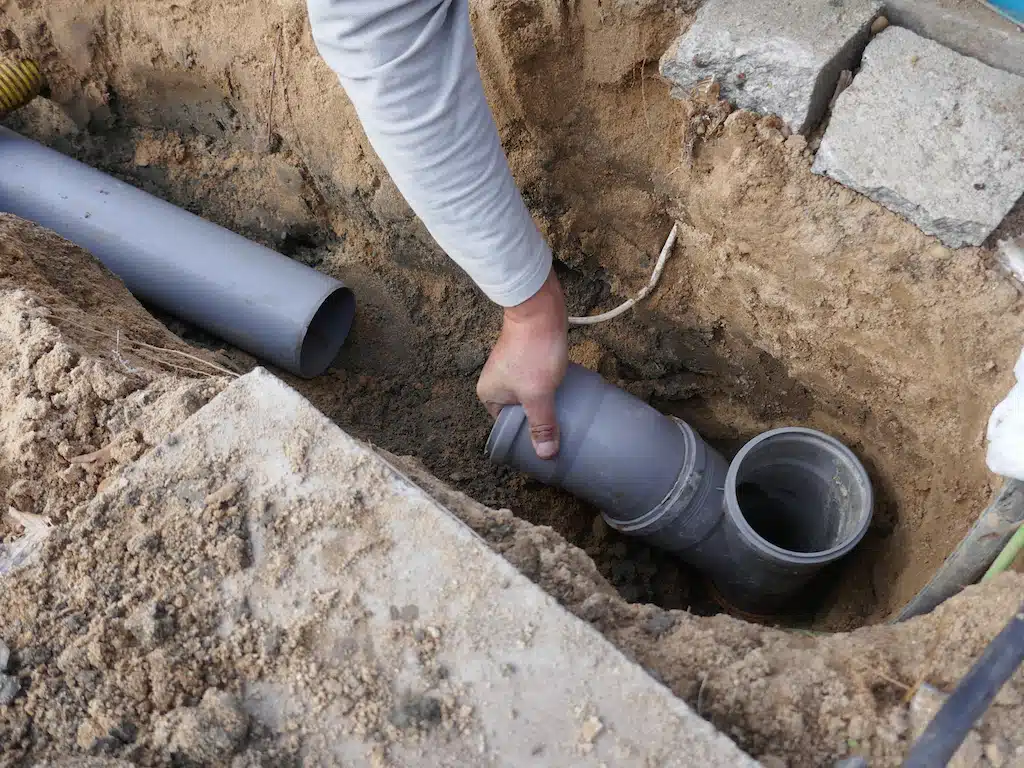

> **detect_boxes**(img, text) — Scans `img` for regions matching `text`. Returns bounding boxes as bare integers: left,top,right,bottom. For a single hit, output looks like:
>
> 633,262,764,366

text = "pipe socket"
486,364,727,529
696,427,874,613
486,366,873,613
0,127,355,378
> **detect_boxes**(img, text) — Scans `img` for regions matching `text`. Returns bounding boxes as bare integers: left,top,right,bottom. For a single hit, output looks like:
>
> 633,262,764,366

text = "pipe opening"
298,286,356,379
728,429,872,559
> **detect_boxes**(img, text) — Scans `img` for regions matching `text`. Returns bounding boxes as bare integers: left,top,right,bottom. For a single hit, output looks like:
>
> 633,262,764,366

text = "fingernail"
534,440,559,460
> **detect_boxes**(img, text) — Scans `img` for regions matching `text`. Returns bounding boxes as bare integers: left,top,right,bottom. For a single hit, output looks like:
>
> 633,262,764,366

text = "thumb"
521,393,560,460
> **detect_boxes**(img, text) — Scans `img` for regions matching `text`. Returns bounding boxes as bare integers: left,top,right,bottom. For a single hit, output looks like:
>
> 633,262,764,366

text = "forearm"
307,0,552,307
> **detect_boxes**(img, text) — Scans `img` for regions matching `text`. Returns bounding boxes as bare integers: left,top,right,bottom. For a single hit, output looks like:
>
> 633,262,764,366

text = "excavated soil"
1,0,1023,764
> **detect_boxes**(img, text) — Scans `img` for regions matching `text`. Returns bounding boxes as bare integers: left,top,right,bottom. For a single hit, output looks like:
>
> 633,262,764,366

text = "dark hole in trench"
737,482,811,553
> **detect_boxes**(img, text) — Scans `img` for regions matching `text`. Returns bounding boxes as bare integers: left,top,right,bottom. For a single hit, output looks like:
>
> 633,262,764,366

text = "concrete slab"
659,0,883,134
111,368,756,767
812,27,1024,248
884,0,1024,78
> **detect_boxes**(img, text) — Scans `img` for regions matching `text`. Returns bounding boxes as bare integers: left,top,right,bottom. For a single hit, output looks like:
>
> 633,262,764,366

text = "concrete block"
659,0,883,134
109,369,757,767
812,27,1024,248
885,0,1024,78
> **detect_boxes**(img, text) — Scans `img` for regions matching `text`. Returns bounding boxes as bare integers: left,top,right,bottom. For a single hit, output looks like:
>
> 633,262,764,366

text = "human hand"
477,268,568,459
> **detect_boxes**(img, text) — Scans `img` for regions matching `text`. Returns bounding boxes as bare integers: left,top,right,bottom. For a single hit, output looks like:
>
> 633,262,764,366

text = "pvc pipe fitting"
487,367,874,614
0,127,355,378
685,427,874,612
486,363,729,544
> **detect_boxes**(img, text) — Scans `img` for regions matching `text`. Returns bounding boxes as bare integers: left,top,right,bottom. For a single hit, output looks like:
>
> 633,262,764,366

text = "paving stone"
812,27,1024,248
659,0,883,134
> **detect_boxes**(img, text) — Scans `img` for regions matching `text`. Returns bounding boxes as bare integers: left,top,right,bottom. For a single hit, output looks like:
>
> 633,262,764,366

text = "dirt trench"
5,0,1023,627
1,0,1023,764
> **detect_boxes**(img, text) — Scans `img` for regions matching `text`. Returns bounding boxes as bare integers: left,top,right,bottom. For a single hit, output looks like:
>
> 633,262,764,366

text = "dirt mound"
0,215,225,542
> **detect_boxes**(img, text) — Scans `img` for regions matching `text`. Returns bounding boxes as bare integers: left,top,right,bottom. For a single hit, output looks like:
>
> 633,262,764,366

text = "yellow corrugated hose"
0,57,45,118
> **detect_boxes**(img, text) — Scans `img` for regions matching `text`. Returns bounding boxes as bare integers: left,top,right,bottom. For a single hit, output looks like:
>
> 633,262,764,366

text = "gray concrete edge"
884,0,1024,77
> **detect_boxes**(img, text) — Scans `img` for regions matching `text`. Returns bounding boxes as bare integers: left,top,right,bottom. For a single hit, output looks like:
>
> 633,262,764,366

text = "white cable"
568,224,679,326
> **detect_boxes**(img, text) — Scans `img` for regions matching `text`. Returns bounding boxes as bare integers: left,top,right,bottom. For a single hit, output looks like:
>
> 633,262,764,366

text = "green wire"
981,521,1024,583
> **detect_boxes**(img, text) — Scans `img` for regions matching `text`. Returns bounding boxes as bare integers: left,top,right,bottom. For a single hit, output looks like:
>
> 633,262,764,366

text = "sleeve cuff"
478,241,553,307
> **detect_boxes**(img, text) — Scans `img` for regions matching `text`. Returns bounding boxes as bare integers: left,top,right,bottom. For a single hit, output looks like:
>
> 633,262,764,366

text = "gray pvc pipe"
487,368,874,613
486,363,716,521
0,127,355,378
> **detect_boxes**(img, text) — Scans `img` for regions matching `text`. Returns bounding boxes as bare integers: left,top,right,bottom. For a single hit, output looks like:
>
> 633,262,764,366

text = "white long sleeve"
307,0,552,307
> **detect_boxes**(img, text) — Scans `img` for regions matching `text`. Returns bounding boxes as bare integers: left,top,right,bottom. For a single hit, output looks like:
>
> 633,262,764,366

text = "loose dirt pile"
0,215,226,536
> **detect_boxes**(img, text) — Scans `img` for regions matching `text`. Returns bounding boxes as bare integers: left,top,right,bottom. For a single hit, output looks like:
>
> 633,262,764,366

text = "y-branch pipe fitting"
487,364,874,613
0,127,355,378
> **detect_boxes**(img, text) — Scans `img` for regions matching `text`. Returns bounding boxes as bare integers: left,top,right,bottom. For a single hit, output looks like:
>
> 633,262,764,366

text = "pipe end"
298,285,356,379
725,427,873,564
485,405,527,463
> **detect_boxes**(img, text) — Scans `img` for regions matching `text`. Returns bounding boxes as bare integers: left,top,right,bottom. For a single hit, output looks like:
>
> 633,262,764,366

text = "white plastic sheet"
987,347,1024,481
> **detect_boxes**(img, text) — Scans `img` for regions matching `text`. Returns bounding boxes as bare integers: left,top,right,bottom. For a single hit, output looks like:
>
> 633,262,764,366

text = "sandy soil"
1,0,1023,763
3,0,1021,626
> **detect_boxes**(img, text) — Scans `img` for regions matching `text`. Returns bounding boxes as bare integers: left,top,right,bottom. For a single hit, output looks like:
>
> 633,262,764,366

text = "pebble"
643,612,677,636
0,640,8,672
579,715,604,744
0,674,19,706
984,739,1008,768
870,15,889,35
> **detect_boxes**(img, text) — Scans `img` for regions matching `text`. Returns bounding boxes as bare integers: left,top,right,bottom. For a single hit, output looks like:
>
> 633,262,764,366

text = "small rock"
870,15,889,35
785,134,808,155
205,481,241,507
760,757,788,768
0,640,9,672
579,715,604,745
0,674,20,706
985,739,1008,768
643,612,677,636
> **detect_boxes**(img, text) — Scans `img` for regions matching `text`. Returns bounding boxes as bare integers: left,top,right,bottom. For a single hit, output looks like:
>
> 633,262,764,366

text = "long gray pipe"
488,364,874,613
0,127,355,378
